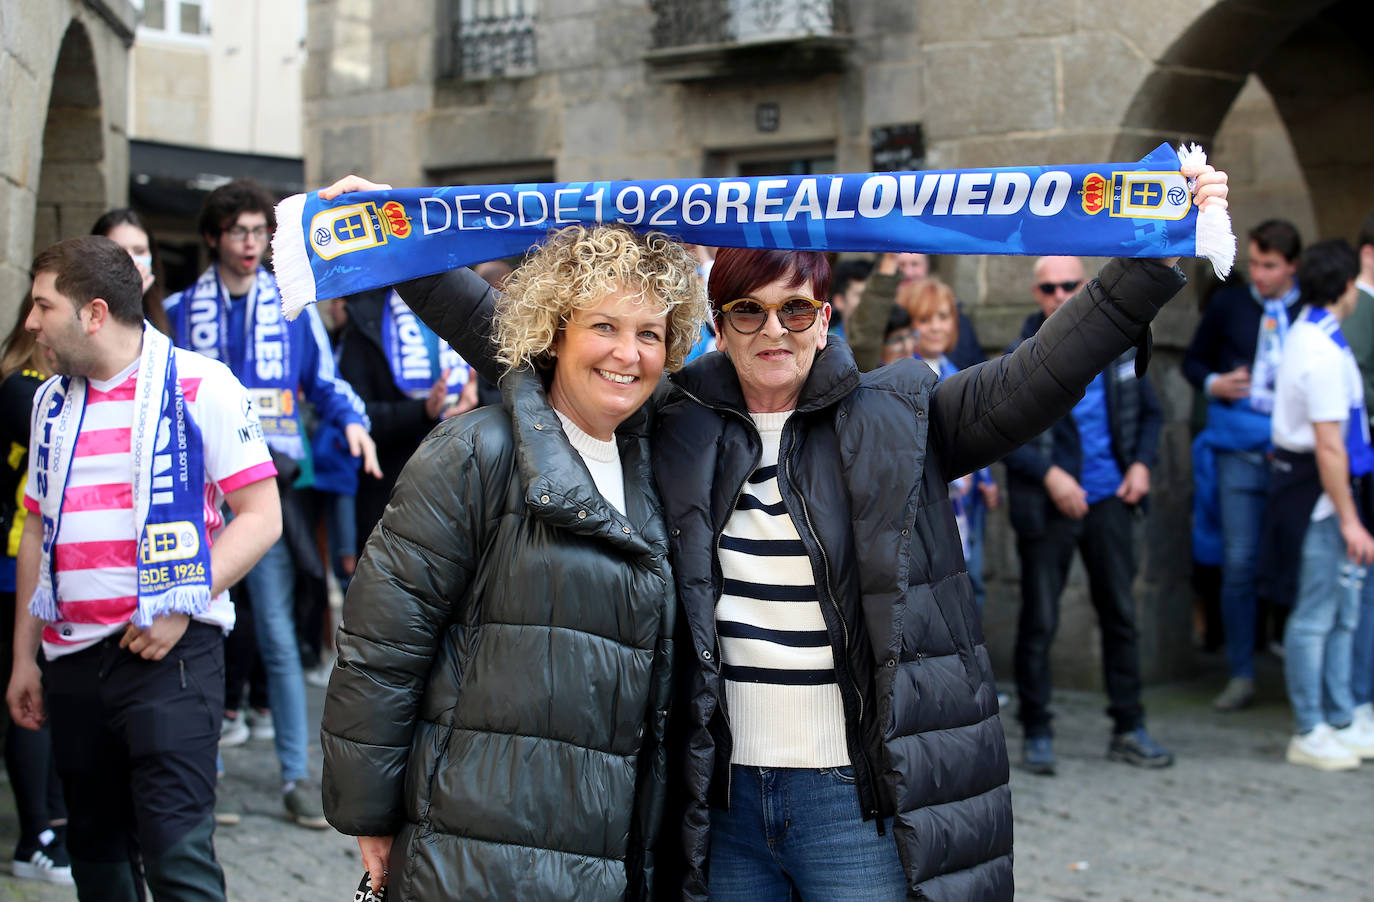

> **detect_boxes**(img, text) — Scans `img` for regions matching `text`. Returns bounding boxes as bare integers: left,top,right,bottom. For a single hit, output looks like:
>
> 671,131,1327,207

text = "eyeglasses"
1036,280,1081,295
223,225,270,242
884,329,917,350
719,297,823,334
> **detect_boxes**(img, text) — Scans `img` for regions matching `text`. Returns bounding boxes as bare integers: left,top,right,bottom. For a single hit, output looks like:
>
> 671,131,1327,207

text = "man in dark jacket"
1003,255,1174,776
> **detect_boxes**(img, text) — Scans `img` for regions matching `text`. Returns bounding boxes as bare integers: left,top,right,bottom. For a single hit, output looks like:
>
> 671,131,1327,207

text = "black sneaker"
1107,727,1175,768
1022,735,1057,775
12,829,74,884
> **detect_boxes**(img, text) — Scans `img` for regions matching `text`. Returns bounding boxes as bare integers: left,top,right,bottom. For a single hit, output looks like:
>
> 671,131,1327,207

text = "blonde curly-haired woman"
320,225,707,901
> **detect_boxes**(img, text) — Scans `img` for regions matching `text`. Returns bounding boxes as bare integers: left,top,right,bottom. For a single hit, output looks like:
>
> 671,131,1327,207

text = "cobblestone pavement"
0,655,1366,901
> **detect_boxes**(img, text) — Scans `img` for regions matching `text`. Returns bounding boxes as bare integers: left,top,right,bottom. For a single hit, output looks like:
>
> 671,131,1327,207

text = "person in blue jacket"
163,179,379,829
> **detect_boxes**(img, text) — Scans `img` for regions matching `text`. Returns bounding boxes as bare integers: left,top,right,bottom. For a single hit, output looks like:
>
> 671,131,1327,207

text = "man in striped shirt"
6,237,281,900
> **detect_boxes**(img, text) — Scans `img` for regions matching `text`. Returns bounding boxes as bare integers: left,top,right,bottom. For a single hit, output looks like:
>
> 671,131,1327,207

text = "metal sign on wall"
870,123,925,172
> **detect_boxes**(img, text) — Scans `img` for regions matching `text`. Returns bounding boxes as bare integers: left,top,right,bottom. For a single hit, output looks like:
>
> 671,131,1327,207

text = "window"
650,0,843,49
136,0,208,38
439,0,537,80
706,145,837,179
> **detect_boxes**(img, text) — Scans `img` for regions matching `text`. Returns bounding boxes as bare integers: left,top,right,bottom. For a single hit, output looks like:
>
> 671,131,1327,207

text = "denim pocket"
821,765,857,785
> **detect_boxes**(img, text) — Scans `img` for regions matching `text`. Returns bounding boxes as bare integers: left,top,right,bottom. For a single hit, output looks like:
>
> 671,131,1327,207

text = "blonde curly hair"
494,225,708,373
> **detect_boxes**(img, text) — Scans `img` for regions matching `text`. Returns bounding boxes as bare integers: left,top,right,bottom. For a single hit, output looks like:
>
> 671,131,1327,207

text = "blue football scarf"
29,325,214,627
176,264,304,458
1246,282,1300,415
272,143,1235,319
1305,305,1374,477
381,290,472,401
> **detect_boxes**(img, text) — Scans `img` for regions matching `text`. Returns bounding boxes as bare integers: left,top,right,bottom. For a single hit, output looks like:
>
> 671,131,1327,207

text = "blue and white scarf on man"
381,290,471,402
1247,282,1301,415
177,265,304,457
1305,305,1374,477
29,325,213,626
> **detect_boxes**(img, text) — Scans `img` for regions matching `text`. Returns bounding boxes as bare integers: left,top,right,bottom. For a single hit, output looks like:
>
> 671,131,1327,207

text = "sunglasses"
1036,280,1081,295
719,297,823,334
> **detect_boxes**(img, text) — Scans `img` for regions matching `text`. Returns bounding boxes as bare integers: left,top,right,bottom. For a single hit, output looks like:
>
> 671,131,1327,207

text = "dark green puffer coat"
321,367,676,902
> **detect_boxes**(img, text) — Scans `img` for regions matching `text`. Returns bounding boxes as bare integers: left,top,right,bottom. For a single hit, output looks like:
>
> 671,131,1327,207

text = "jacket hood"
668,337,861,416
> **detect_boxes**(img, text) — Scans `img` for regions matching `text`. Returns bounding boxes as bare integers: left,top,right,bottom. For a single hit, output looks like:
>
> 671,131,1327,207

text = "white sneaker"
1353,702,1374,731
304,660,333,689
246,708,275,741
1287,723,1360,771
1332,718,1374,759
219,712,249,747
12,830,73,885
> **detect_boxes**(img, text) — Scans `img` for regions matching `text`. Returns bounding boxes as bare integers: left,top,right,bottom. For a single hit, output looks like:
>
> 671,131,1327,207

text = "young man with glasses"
163,180,379,829
1002,255,1173,775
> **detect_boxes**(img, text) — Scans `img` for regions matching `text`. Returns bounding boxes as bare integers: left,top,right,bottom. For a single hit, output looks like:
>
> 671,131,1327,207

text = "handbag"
354,871,387,902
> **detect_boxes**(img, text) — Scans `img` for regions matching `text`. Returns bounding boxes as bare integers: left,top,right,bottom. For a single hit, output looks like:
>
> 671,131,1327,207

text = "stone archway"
33,20,108,253
1112,0,1374,239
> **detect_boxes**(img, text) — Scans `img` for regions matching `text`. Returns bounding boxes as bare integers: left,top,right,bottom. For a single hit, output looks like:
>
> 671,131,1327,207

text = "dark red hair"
708,248,832,319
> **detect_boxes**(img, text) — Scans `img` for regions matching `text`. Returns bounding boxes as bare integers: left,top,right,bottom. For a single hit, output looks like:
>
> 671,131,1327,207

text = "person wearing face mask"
321,225,707,900
90,209,170,336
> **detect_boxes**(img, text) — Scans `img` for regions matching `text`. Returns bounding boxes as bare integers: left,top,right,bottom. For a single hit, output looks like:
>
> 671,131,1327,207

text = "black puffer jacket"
396,258,1187,901
653,258,1186,902
321,366,677,902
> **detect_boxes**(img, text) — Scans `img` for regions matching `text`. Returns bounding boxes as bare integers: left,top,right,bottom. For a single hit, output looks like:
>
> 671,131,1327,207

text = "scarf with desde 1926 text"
271,143,1234,319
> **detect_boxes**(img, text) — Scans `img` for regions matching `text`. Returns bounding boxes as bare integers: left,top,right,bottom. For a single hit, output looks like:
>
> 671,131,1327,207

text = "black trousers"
1013,496,1145,737
44,621,226,901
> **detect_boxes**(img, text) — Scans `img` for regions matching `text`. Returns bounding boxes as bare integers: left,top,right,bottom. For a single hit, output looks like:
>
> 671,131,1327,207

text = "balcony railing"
440,0,537,81
645,0,848,80
649,0,846,49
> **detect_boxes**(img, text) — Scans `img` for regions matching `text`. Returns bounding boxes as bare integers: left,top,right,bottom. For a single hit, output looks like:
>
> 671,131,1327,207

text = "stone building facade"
303,0,1374,688
0,0,137,324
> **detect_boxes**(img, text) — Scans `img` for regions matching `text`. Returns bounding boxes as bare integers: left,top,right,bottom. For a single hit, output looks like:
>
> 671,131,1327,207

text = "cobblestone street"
0,655,1365,901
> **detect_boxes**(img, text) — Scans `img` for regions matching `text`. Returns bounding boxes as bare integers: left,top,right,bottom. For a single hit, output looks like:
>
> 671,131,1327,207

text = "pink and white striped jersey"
25,351,276,658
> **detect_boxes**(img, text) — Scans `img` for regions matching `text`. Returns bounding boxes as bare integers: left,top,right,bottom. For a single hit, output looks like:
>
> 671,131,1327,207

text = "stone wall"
0,0,135,327
302,0,1372,688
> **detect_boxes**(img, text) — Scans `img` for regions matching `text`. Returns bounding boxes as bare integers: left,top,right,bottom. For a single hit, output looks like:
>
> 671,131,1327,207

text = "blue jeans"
1216,450,1269,679
323,491,356,591
1351,566,1374,709
709,765,906,902
1283,515,1359,733
242,536,309,783
966,501,987,612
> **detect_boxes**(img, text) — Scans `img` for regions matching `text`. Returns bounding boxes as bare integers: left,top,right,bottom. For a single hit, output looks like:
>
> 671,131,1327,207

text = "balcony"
645,0,849,81
438,0,537,81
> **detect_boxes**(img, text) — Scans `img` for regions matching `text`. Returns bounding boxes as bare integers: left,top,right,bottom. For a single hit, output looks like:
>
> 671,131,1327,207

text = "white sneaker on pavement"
246,708,275,742
1332,718,1374,759
1287,723,1360,771
1352,702,1374,731
219,712,249,747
